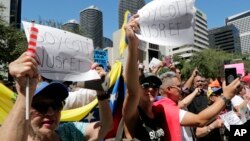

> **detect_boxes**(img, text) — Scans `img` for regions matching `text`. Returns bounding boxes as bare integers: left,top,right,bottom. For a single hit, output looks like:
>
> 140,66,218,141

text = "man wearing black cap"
0,52,113,141
123,13,240,141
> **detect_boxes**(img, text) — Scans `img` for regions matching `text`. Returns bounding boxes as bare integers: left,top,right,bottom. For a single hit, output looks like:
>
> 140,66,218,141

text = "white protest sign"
149,57,162,69
137,0,196,46
22,21,100,82
220,111,244,131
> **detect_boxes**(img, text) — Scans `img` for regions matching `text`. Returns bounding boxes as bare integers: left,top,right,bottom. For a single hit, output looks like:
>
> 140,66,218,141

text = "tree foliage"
0,21,27,64
178,48,250,80
0,5,27,80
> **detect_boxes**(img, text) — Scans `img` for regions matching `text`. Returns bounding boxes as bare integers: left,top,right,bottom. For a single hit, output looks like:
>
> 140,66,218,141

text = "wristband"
220,95,230,104
97,93,110,101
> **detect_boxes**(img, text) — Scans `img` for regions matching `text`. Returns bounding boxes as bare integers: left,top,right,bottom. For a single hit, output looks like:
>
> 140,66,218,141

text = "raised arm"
178,88,199,108
182,67,198,90
181,78,240,127
82,65,113,140
84,90,113,141
0,52,39,141
123,14,142,121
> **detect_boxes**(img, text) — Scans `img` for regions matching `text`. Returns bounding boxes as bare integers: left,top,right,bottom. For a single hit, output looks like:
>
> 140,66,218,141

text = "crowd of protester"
0,14,250,141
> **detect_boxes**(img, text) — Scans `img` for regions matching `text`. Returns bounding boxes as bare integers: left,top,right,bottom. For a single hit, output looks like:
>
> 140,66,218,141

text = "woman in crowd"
122,14,165,141
0,52,113,141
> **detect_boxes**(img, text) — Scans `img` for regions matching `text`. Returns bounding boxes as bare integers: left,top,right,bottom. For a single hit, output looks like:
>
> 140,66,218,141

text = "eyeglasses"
31,101,64,115
141,82,159,90
169,85,182,92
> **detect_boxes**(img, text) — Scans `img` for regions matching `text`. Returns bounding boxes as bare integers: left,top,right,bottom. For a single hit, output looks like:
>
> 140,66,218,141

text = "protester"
0,52,113,141
231,83,250,122
195,87,226,141
123,14,165,141
187,75,209,114
153,71,240,141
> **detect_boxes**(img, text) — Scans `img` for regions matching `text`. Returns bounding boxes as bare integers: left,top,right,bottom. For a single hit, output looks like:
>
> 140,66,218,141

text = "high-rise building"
103,37,113,48
80,5,103,48
169,9,209,60
208,25,241,53
118,0,145,29
226,10,250,54
62,19,80,34
0,0,22,28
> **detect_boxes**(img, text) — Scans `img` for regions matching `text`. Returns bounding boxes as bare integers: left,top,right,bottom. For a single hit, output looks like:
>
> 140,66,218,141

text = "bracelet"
206,126,211,133
220,95,230,104
97,93,110,101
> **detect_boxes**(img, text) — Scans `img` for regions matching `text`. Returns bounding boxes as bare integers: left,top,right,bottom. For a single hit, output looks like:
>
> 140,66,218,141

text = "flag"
61,61,124,124
105,75,126,138
0,84,17,124
119,10,131,56
61,99,98,122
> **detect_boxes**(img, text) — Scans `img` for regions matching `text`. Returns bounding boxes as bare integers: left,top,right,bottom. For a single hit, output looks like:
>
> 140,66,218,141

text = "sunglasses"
31,101,64,114
141,82,159,90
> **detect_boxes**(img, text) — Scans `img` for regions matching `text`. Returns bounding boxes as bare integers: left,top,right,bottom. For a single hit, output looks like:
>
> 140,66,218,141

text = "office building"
103,37,113,48
80,5,103,48
0,0,22,28
208,25,241,53
118,0,145,29
226,10,250,54
62,19,79,34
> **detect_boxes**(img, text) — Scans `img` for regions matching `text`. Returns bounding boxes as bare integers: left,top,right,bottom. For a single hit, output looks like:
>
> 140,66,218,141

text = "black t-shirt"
134,107,165,141
187,89,208,114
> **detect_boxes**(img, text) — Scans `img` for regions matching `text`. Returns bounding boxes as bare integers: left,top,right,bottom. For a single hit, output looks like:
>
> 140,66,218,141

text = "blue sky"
22,0,250,39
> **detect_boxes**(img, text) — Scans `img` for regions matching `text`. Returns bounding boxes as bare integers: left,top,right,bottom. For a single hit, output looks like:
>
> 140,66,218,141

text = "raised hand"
222,78,240,99
9,52,39,94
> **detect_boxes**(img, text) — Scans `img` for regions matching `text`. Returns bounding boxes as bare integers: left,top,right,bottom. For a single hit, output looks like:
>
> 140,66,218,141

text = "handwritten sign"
220,111,244,131
94,50,108,70
137,0,195,46
22,21,100,81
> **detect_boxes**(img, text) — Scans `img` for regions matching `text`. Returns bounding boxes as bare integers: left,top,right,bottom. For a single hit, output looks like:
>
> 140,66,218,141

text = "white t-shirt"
180,109,193,141
63,88,97,110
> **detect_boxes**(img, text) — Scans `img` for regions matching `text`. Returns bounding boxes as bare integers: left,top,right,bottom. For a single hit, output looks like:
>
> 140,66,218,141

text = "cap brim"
34,82,68,102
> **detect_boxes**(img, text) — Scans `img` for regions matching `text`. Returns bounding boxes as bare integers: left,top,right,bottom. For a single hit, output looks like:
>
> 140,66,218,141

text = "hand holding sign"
22,21,99,82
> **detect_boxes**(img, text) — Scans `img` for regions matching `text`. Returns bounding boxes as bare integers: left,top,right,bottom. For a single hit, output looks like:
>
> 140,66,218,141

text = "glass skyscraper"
118,0,145,29
80,5,103,48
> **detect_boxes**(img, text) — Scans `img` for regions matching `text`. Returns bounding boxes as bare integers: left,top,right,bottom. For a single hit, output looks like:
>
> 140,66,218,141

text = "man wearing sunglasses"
0,52,113,141
153,72,240,141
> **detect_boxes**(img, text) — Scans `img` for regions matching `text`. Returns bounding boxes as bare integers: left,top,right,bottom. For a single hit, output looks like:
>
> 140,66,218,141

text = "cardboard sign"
220,111,244,131
22,21,100,81
149,57,162,69
224,63,245,77
136,0,195,46
94,50,108,70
